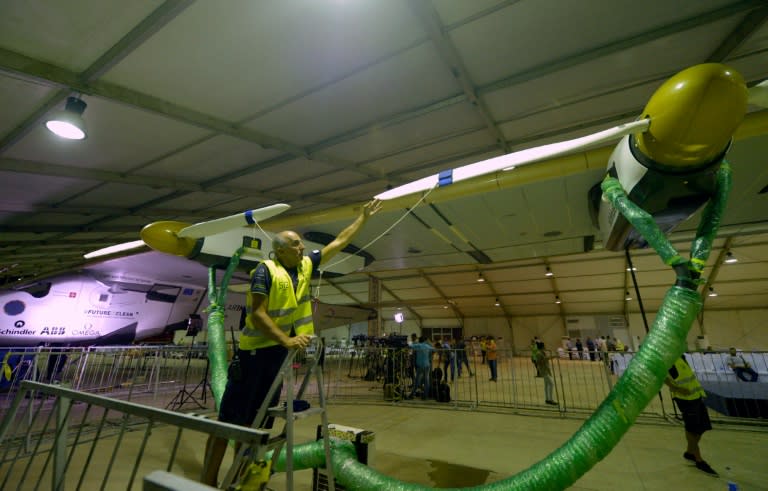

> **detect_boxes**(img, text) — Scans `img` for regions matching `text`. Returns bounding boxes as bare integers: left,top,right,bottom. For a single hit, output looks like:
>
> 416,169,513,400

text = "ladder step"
221,342,335,491
267,435,286,446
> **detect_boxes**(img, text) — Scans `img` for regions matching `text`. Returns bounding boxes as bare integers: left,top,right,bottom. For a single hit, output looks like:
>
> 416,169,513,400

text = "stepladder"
221,337,336,491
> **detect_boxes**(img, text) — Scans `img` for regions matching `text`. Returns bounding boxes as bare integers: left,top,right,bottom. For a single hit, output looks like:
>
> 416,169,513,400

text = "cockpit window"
16,282,52,298
146,284,181,303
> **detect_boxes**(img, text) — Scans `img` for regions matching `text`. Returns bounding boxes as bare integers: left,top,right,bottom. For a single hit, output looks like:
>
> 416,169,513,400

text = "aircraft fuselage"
0,272,204,347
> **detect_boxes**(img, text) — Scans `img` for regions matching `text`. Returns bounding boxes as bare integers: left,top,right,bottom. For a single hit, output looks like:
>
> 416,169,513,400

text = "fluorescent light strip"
84,240,146,259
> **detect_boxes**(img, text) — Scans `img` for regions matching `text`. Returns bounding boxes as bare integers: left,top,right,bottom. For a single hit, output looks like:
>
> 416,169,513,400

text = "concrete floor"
229,403,766,490
3,352,768,490
2,399,767,490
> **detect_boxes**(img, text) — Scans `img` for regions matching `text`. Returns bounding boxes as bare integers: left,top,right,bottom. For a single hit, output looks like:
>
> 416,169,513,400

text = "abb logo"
41,327,66,335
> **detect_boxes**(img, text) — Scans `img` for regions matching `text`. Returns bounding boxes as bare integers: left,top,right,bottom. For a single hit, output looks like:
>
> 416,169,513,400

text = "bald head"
272,230,305,267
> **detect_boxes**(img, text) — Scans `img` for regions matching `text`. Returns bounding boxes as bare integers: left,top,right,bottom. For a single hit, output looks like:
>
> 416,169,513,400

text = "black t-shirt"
250,250,322,296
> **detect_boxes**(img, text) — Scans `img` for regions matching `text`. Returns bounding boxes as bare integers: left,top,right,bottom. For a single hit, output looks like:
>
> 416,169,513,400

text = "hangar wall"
413,308,768,353
200,307,767,353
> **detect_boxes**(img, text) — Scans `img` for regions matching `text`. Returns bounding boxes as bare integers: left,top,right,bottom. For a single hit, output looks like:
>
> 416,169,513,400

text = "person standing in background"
456,338,473,377
664,355,718,476
441,337,456,382
727,347,758,382
586,337,596,361
535,348,558,405
410,336,435,400
575,338,584,360
531,338,541,377
615,338,625,352
486,336,498,381
597,336,607,361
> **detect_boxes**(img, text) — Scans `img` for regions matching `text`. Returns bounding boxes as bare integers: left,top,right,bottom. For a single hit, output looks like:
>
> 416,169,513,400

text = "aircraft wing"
263,110,768,273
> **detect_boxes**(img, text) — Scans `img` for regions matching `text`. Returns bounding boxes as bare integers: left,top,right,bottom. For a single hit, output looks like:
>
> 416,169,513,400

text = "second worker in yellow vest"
664,355,718,477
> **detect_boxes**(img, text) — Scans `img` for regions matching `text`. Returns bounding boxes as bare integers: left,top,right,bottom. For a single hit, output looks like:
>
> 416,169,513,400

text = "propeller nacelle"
593,63,748,251
369,62,755,253
634,63,747,168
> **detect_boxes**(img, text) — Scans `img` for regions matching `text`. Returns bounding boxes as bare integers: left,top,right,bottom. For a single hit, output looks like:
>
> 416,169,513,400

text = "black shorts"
218,345,288,428
674,397,712,435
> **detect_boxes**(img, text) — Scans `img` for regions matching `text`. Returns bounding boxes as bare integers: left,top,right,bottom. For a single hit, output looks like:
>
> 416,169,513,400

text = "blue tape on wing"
244,210,255,224
438,169,453,187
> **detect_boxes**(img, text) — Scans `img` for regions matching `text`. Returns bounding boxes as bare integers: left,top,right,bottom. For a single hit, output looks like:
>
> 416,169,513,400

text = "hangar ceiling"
1,1,767,321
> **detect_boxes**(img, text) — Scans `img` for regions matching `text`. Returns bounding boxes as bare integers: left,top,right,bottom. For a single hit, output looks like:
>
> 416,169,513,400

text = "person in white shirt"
727,347,758,382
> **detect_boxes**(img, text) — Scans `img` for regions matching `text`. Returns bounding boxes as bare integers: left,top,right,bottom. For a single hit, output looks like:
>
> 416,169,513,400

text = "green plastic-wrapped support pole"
259,162,732,490
206,248,244,409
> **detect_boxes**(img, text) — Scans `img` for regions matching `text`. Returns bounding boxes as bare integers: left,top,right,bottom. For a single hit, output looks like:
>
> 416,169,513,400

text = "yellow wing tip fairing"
140,221,198,257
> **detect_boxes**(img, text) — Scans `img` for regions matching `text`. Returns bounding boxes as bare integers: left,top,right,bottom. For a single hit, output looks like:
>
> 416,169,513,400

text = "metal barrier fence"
0,380,268,490
1,345,765,491
1,346,212,410
320,347,668,417
3,345,767,421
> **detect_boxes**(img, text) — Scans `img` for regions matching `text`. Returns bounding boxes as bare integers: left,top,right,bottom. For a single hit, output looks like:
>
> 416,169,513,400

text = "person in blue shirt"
410,336,435,400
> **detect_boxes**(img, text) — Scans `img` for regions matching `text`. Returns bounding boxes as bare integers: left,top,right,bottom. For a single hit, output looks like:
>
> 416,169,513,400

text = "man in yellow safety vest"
203,199,381,486
664,355,718,476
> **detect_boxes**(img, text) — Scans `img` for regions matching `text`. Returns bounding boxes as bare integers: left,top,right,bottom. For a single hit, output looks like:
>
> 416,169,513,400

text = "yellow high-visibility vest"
669,357,705,400
239,257,314,350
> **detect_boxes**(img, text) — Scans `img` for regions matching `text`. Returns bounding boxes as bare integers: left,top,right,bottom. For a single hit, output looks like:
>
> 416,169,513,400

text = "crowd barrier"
318,346,668,417
1,345,211,409
0,380,264,490
3,345,766,422
1,345,765,491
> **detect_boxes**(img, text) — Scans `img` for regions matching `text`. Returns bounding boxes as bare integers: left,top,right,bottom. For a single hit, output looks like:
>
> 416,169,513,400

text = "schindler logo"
0,327,35,335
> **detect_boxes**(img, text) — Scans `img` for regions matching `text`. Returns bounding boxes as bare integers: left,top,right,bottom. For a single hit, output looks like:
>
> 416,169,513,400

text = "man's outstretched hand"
362,198,382,219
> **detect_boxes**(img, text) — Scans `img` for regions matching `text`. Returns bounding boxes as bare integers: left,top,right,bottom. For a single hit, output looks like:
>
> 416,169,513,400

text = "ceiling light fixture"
708,287,718,297
45,96,88,140
477,273,485,282
626,267,637,272
554,296,562,304
625,291,632,301
495,298,500,306
545,267,553,277
724,251,738,264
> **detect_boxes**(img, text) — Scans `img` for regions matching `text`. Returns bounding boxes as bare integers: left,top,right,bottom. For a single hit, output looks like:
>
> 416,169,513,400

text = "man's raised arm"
320,199,382,264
